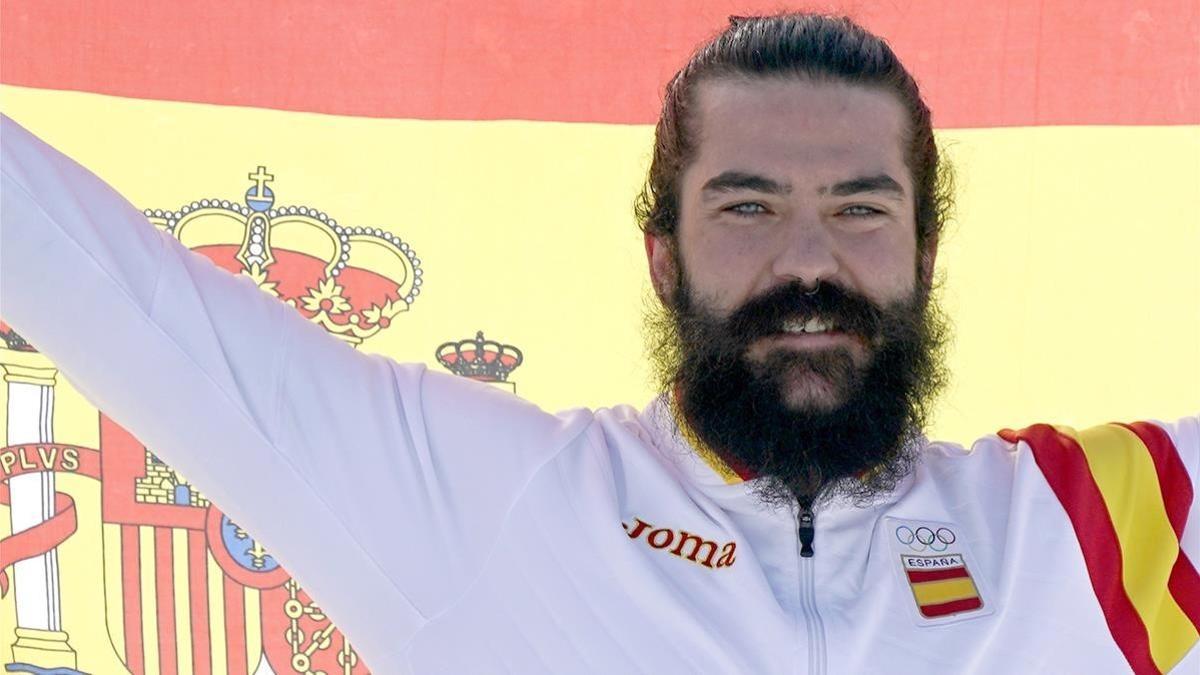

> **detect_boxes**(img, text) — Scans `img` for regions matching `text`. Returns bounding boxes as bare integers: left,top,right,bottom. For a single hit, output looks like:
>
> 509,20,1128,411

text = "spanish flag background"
0,1,1197,673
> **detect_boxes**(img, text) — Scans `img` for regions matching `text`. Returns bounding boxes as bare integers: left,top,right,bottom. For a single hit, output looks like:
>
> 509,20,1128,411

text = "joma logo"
622,517,737,569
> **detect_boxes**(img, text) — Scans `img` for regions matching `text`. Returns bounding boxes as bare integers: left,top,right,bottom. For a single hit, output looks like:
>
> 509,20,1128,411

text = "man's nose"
770,216,840,285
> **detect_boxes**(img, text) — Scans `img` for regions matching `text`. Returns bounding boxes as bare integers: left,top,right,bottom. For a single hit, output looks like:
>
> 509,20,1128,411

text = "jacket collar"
641,392,758,489
639,391,927,509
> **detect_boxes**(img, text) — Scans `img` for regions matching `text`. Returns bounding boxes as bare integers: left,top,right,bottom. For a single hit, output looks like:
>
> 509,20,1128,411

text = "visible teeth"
783,317,832,334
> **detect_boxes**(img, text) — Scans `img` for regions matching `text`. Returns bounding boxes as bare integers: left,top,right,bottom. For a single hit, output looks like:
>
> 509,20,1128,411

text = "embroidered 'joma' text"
622,517,737,569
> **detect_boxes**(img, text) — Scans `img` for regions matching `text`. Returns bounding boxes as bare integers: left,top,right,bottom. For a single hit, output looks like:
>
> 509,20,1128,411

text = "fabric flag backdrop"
0,1,1197,673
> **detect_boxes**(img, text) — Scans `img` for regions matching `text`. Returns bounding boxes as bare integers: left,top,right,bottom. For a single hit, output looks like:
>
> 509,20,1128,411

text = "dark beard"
646,271,950,509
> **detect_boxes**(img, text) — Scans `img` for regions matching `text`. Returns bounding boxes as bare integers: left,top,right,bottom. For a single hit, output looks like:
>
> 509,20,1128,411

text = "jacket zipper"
796,503,826,675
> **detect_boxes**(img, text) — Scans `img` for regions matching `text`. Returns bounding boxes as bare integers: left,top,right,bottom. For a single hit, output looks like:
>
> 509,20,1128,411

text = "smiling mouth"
759,331,854,348
754,317,861,349
782,316,834,334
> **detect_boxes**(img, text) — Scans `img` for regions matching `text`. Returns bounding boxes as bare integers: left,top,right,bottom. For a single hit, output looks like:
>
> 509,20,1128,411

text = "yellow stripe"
693,445,743,485
1065,424,1198,672
172,529,192,675
207,553,228,675
911,577,979,606
138,526,160,675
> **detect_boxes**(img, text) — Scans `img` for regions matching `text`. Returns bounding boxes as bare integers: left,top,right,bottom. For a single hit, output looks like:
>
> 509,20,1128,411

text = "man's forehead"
688,77,910,187
693,76,908,133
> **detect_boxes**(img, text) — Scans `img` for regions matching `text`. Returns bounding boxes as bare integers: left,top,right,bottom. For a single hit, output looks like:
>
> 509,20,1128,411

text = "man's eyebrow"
700,171,793,198
822,174,906,198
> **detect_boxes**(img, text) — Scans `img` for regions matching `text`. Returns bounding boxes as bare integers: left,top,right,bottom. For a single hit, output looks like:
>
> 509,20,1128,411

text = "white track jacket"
2,115,1198,674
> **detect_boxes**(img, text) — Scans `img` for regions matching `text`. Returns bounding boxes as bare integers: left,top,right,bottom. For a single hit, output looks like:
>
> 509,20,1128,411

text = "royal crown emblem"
142,166,422,344
436,331,524,383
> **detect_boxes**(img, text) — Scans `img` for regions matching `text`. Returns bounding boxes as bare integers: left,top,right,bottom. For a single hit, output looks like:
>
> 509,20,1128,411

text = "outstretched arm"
0,115,589,669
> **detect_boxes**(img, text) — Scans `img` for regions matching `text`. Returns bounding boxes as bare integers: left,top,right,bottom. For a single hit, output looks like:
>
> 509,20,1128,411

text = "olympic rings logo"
895,525,956,552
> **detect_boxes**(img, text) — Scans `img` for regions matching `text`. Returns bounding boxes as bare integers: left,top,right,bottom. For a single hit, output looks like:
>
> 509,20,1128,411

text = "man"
1,12,1196,675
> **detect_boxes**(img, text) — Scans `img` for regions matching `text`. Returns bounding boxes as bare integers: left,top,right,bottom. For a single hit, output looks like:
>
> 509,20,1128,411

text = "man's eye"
840,205,883,217
726,202,767,217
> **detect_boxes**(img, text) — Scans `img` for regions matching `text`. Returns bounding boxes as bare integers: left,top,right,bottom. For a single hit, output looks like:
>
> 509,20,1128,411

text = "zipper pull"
798,504,816,558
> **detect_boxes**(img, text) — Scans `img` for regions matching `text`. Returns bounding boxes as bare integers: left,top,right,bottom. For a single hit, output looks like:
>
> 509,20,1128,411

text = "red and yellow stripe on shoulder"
999,421,1200,674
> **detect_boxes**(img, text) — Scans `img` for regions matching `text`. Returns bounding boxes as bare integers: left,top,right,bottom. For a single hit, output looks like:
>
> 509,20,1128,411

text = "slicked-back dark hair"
635,13,953,262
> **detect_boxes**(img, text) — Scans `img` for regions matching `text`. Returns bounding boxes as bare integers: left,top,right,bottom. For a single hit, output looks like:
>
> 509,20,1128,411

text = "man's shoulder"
922,413,1198,465
586,399,670,461
580,397,718,487
991,413,1199,476
916,414,1200,511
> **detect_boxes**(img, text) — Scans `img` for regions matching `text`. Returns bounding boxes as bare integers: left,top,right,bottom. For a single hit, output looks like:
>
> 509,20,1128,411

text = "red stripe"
187,531,212,675
1000,424,1160,675
223,574,248,675
919,596,983,618
906,566,970,583
1168,552,1200,631
1117,422,1193,540
153,528,178,675
724,452,758,482
120,524,144,675
0,1,1194,126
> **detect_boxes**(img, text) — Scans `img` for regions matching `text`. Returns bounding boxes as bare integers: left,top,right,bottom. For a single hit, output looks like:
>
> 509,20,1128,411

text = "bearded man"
1,12,1197,675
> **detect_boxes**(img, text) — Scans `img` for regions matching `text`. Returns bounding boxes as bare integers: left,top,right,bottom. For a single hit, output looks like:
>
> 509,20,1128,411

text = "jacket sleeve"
1157,414,1199,560
0,114,589,670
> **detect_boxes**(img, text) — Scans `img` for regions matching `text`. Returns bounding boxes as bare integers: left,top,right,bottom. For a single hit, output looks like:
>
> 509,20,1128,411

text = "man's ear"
919,233,939,290
645,231,677,304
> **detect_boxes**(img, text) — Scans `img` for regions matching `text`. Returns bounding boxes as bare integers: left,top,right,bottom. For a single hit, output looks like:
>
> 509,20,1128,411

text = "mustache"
720,280,885,344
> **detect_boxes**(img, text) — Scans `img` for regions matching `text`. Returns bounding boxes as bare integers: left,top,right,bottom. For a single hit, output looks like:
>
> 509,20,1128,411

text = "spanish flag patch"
902,553,983,618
